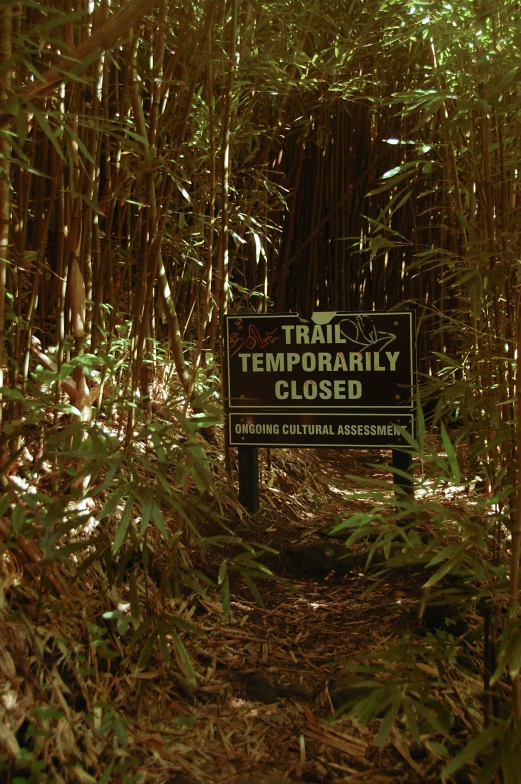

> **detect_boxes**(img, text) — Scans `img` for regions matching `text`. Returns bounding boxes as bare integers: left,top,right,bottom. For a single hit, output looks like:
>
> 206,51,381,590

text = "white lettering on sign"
237,351,400,373
282,423,336,434
280,324,347,345
233,420,405,439
337,424,399,436
387,351,399,371
272,423,400,436
234,423,281,434
302,352,316,371
287,352,300,371
333,352,347,372
267,353,284,372
318,353,332,371
274,379,361,400
350,352,363,371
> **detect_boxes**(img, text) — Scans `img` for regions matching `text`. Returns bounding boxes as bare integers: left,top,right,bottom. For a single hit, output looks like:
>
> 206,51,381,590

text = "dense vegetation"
1,0,521,781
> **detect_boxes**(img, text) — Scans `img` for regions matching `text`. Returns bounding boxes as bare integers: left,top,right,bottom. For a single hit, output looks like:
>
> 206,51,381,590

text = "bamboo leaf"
128,616,156,647
431,352,463,369
140,488,153,534
12,504,25,537
367,169,414,195
376,701,401,747
64,124,95,165
475,747,505,784
98,759,116,784
402,698,421,743
113,496,134,554
440,422,460,484
507,630,521,679
136,627,159,669
149,429,167,462
99,483,129,521
25,101,64,160
441,727,503,780
157,620,170,666
171,631,197,685
221,573,231,620
218,559,228,586
0,493,12,517
241,571,266,609
427,543,460,567
151,500,169,541
166,613,205,638
423,550,463,588
114,715,128,748
179,570,212,596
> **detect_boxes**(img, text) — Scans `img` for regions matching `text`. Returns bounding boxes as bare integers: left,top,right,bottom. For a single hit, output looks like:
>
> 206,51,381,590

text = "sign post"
224,312,415,510
392,449,414,502
238,446,259,513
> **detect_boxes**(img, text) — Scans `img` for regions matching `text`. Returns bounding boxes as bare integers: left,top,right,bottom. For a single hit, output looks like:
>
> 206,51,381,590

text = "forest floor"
1,439,485,784
160,445,480,784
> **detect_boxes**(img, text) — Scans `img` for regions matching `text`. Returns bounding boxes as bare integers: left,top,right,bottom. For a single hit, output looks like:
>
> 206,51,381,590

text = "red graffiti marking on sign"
230,322,280,355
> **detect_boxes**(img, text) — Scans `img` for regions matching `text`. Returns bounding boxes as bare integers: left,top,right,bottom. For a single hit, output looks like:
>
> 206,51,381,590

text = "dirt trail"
159,447,448,784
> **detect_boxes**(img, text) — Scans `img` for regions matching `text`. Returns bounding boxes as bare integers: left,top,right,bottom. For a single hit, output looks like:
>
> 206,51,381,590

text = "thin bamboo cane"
0,6,11,438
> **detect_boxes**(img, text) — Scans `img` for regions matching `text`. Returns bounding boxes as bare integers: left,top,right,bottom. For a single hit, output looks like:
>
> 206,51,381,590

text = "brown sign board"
224,312,415,448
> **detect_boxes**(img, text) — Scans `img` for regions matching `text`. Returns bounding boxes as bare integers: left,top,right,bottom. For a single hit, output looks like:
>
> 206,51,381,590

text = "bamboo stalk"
219,0,238,477
511,301,521,721
0,6,12,437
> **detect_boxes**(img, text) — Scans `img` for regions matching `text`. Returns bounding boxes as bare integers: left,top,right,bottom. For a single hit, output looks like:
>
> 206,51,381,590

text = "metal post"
392,449,414,503
238,446,259,513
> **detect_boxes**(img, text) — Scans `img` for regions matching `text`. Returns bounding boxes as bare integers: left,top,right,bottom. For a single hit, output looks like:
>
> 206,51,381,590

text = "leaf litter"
0,434,489,783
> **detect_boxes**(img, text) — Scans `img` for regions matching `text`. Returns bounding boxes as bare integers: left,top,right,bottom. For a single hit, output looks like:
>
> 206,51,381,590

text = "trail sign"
225,311,415,448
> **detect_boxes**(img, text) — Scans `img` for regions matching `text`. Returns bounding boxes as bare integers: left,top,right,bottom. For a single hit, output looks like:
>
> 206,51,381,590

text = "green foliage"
330,406,520,778
0,338,275,662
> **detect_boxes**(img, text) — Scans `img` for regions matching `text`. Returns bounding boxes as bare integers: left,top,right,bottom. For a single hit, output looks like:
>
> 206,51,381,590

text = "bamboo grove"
2,0,521,779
